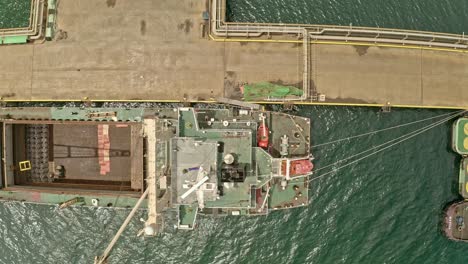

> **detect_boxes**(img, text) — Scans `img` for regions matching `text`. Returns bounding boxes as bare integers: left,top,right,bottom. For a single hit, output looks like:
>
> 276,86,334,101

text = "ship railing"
211,0,468,49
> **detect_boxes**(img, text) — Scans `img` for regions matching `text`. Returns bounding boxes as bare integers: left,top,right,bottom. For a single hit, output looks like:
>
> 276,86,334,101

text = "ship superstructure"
172,107,313,229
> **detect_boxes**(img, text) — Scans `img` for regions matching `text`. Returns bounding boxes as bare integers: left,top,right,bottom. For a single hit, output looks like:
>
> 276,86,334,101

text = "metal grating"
26,124,49,182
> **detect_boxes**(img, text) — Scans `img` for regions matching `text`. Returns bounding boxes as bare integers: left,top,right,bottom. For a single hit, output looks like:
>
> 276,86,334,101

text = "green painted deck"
453,118,468,155
178,204,197,228
0,107,312,232
205,181,254,208
178,108,256,209
178,109,200,137
254,148,273,177
0,189,145,208
0,35,28,45
177,107,312,212
0,0,31,29
459,158,468,199
268,177,309,209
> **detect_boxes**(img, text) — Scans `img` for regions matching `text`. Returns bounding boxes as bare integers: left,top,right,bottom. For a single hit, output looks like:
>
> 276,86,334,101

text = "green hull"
0,189,145,208
452,118,468,155
460,158,468,199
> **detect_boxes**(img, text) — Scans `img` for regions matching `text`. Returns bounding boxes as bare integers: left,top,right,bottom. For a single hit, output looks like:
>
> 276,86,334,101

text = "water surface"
0,0,31,29
227,0,468,34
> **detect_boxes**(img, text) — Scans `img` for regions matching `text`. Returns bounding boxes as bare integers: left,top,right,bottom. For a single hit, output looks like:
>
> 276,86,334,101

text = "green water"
0,0,31,29
227,0,468,34
2,0,468,263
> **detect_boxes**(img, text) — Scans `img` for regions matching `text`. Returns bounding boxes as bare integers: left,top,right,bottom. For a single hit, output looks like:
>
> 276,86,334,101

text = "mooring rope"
312,110,463,148
308,110,467,182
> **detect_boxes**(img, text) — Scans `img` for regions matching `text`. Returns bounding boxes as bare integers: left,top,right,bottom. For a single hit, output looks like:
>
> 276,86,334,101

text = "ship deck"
453,118,468,155
0,106,313,232
269,177,309,209
446,202,468,241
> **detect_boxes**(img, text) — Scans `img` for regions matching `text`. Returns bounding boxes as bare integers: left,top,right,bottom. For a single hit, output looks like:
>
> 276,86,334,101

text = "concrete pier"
0,0,467,108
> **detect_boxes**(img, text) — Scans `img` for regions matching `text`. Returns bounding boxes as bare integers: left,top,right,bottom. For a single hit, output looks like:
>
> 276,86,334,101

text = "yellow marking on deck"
19,160,31,171
209,34,468,54
464,124,468,135
466,182,468,193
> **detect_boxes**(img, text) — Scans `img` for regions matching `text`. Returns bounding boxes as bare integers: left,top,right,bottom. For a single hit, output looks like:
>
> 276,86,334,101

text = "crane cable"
313,110,467,173
308,110,467,183
312,110,463,148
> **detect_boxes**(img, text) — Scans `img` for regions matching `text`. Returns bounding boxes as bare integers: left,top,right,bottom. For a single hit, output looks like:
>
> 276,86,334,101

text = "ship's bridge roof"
171,138,219,205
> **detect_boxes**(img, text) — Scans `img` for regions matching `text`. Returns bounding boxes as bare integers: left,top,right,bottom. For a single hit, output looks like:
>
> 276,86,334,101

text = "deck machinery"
0,106,313,233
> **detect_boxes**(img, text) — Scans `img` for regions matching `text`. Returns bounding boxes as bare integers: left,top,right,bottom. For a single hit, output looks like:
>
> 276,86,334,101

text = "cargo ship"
444,117,468,241
0,106,313,235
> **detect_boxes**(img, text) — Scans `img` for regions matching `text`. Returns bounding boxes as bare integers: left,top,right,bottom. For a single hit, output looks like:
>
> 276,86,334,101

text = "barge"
0,106,313,234
452,117,468,156
444,117,468,241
